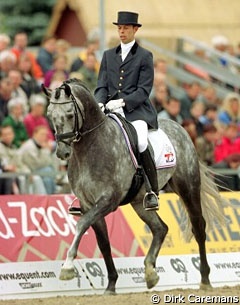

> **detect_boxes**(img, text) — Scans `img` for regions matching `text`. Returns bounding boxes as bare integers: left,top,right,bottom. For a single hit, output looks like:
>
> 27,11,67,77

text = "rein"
50,86,106,145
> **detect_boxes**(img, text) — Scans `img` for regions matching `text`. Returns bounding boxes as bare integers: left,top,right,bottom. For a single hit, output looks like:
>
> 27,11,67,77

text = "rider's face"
117,25,138,44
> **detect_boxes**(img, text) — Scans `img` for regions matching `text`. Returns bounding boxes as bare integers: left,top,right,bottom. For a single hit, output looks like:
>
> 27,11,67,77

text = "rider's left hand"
106,99,125,111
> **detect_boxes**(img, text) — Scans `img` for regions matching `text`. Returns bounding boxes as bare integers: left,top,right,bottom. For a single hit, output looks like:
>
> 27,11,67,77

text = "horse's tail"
180,161,230,242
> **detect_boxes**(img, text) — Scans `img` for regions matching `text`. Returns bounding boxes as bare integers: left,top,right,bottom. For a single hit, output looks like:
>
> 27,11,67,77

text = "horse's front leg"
59,213,89,280
92,218,118,295
59,198,117,282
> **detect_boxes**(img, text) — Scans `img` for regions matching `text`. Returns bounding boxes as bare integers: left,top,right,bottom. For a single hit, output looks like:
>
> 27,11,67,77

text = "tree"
0,0,56,45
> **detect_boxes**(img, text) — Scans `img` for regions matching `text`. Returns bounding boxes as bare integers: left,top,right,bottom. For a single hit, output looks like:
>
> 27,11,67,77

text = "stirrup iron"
143,190,159,211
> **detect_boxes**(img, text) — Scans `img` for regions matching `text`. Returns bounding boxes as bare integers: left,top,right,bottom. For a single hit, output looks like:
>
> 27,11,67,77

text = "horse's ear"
64,83,71,97
41,84,52,97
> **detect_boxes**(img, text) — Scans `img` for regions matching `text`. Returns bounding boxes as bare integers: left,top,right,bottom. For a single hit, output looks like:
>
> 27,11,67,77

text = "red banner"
0,195,144,262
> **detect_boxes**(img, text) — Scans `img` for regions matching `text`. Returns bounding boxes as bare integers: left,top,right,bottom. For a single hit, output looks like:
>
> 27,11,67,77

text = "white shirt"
121,40,135,61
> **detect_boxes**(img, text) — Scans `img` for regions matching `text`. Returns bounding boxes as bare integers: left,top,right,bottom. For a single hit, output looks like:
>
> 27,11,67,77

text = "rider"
94,11,159,210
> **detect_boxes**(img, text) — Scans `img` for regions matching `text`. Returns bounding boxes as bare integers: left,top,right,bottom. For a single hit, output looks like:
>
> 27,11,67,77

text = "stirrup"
68,197,83,216
68,206,83,216
143,191,159,211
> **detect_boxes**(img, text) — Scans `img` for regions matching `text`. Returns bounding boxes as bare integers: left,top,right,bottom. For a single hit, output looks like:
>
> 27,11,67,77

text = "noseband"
49,85,105,145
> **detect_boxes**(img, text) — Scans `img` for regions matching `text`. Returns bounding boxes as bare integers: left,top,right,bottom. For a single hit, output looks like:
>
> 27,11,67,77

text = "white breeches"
131,120,148,153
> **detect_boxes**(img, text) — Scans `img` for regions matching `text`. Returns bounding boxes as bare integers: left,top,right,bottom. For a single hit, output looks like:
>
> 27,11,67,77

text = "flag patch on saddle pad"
148,129,176,169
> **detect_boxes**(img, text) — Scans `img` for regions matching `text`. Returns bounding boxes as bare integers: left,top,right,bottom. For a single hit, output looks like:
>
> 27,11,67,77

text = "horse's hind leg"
191,214,211,289
131,201,168,289
173,180,211,288
92,218,118,295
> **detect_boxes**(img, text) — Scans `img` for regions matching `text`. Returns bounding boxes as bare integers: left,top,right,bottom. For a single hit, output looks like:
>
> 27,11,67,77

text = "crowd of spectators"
1,29,240,193
151,35,240,190
0,30,100,195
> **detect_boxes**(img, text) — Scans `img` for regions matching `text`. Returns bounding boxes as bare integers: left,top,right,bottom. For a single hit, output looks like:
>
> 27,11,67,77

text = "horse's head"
43,80,84,160
43,78,105,160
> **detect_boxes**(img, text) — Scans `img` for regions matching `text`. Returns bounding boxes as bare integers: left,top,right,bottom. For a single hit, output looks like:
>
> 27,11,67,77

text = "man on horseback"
94,11,159,210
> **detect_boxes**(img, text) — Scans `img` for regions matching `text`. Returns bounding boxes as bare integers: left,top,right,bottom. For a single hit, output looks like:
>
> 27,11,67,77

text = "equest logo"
19,282,42,289
85,262,105,287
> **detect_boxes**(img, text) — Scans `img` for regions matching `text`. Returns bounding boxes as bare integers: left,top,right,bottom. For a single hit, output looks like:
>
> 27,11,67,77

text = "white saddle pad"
108,113,176,170
148,129,176,169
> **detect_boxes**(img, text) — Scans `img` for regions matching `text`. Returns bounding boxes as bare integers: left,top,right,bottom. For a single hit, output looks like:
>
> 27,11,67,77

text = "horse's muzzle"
56,143,71,160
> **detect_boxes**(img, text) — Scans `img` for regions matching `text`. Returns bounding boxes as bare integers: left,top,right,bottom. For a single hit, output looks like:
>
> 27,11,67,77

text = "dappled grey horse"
44,78,228,294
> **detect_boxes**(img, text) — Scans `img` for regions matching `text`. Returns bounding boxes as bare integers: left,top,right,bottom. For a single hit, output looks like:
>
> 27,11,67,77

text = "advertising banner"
0,192,239,263
121,192,240,255
0,253,239,299
0,195,143,263
0,260,92,299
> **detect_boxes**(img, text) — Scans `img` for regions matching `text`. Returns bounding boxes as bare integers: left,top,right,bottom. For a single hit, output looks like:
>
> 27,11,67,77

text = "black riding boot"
140,148,159,211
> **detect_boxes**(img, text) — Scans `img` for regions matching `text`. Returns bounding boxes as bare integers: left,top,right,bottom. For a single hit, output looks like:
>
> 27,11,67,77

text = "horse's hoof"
200,282,212,290
104,290,117,296
145,269,159,289
59,268,75,280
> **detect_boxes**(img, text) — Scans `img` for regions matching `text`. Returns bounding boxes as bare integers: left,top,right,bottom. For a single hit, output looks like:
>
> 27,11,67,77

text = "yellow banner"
121,192,240,255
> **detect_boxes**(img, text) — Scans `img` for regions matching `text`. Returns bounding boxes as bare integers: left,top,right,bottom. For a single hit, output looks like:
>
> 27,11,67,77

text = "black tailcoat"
94,42,158,129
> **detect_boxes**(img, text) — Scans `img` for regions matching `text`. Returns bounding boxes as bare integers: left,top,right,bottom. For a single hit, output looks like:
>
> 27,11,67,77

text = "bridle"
49,85,106,146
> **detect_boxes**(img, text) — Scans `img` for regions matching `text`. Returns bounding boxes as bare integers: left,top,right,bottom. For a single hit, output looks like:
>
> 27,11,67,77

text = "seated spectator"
37,35,57,75
211,35,230,68
198,85,222,107
56,39,71,55
8,69,28,114
0,77,14,123
19,125,57,194
151,83,170,114
190,101,205,136
154,58,168,75
11,31,43,80
218,92,240,126
0,125,30,194
0,50,17,79
70,53,98,94
214,123,240,162
43,54,69,88
199,103,218,126
179,81,202,119
158,95,183,124
56,38,71,69
23,94,55,143
153,71,167,87
212,153,240,191
49,71,67,90
195,124,218,166
0,33,11,54
18,53,41,98
70,38,100,73
2,97,28,147
182,119,198,146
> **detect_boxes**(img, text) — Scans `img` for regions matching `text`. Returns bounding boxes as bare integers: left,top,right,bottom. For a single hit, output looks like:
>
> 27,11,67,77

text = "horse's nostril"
65,152,70,159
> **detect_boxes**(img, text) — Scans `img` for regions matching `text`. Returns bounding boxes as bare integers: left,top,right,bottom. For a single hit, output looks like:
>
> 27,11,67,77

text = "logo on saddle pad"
164,152,174,163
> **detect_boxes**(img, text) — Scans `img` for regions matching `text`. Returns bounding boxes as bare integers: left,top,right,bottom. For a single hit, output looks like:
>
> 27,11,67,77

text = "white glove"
106,99,125,111
98,103,105,112
114,107,125,118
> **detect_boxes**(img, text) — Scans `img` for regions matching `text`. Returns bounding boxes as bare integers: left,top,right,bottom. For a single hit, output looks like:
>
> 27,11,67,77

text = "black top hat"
113,11,142,27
